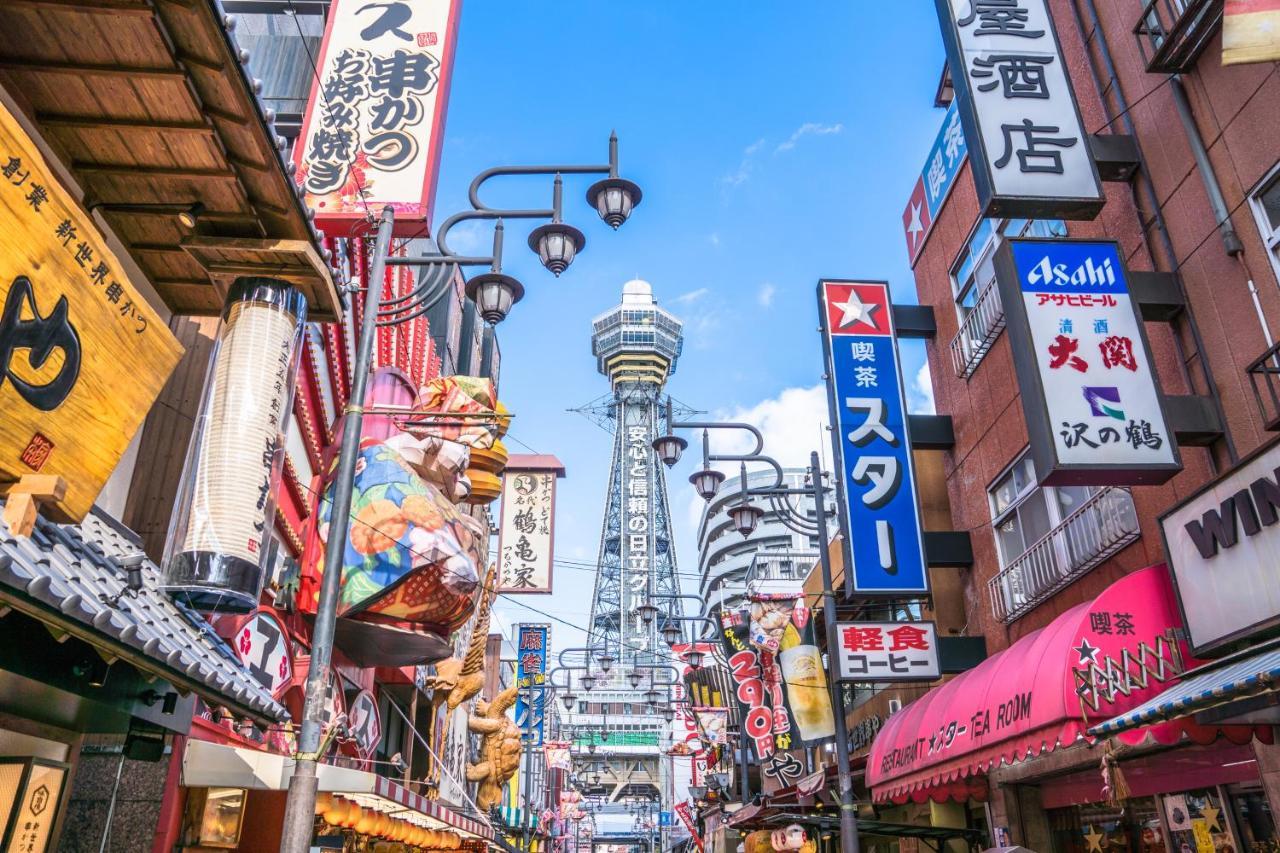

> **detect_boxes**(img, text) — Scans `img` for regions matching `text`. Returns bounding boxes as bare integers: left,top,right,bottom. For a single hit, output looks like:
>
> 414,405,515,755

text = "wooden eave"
0,0,341,321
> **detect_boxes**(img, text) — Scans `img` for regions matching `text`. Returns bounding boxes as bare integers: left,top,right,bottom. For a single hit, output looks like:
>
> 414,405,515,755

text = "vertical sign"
497,469,558,593
295,0,461,235
515,624,549,746
903,100,968,265
935,0,1104,219
819,280,929,595
621,402,654,664
994,238,1180,485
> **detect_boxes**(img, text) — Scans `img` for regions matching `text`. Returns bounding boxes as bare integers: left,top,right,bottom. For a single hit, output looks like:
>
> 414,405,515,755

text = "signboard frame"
496,468,558,595
514,623,549,746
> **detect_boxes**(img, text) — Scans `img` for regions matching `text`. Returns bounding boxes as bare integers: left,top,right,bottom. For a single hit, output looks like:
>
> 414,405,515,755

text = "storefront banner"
934,0,1104,219
543,741,572,772
819,280,929,595
865,565,1252,802
295,0,460,234
1224,0,1280,65
692,707,729,747
835,621,940,682
0,99,183,522
497,469,557,593
995,238,1180,486
903,100,968,265
514,624,548,746
1160,437,1280,656
674,802,705,853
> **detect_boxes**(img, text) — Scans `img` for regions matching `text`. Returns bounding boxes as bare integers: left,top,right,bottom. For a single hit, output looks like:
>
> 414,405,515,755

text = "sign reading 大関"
295,0,460,235
935,0,1104,219
903,100,968,265
819,280,929,595
995,238,1180,486
514,624,548,746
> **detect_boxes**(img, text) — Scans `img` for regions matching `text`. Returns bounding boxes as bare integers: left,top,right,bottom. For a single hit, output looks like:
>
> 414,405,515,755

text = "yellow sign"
1191,820,1215,853
0,100,183,520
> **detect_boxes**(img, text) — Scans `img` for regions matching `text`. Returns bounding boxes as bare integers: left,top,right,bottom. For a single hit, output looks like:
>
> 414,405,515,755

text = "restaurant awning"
182,739,493,841
867,565,1259,803
1090,642,1280,737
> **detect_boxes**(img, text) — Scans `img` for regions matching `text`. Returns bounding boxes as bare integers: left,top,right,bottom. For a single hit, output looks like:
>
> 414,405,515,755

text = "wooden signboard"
0,100,183,521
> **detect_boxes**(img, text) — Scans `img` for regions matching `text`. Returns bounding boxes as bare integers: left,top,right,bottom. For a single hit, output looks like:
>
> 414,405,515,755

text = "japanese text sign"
0,101,183,521
348,690,383,759
497,469,558,593
515,624,548,746
935,0,1104,219
903,100,968,265
819,280,929,595
995,238,1180,486
295,0,460,234
835,621,940,682
620,403,654,659
230,609,294,698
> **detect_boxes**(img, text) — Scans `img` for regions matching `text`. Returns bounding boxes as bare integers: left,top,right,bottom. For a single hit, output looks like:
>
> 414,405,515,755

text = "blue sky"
431,3,950,652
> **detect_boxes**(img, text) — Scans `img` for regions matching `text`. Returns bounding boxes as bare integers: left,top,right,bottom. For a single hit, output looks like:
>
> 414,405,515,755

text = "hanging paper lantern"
355,808,377,835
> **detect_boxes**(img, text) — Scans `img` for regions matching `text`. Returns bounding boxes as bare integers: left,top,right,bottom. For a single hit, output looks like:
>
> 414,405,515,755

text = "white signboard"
997,238,1180,486
231,609,293,698
938,0,1103,218
834,621,940,682
497,470,557,593
348,690,382,759
295,0,459,234
1161,438,1280,656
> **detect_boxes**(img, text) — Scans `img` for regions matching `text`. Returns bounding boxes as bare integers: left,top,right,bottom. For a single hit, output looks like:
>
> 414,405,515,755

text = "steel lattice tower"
587,279,684,677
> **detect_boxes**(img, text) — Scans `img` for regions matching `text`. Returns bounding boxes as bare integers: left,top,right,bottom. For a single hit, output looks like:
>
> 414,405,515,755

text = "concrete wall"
60,735,172,853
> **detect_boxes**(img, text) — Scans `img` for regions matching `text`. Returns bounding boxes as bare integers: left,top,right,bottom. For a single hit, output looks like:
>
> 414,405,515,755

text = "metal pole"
810,450,859,853
279,205,396,853
522,682,537,852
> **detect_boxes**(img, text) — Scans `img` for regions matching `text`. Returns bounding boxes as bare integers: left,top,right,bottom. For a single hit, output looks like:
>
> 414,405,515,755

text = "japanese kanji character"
1093,318,1109,334
104,282,123,303
970,53,1053,99
1060,421,1099,449
1059,318,1073,334
89,261,109,286
1,157,20,180
958,0,1046,38
1089,612,1113,635
887,625,931,651
994,119,1078,174
309,127,356,164
854,365,878,388
927,149,947,200
842,626,884,651
1113,612,1135,635
943,110,965,165
1098,335,1138,371
850,341,875,362
520,631,544,651
369,50,439,100
1125,419,1163,450
1047,334,1088,372
73,242,93,268
54,219,77,247
24,183,47,211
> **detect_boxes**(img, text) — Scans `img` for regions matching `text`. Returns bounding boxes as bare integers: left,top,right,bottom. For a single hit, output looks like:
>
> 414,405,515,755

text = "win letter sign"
819,281,929,596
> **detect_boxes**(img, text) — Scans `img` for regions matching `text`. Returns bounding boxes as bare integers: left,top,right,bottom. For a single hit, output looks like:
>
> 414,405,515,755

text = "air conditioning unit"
887,698,902,716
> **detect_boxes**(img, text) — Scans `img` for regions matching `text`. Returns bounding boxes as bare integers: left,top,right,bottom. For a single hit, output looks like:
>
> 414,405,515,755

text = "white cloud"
907,361,936,415
775,122,844,154
445,220,487,254
708,232,721,248
672,287,710,305
757,282,776,308
709,384,832,473
721,137,766,187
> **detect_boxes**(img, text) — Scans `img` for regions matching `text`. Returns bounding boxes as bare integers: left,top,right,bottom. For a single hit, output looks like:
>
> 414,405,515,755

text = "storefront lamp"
561,692,577,711
586,177,642,230
528,222,586,277
652,434,687,467
635,602,659,626
643,689,662,705
587,742,597,755
661,624,681,646
465,271,525,325
690,468,725,501
728,501,764,537
685,650,705,671
597,652,615,673
627,670,644,689
581,673,596,692
661,706,675,722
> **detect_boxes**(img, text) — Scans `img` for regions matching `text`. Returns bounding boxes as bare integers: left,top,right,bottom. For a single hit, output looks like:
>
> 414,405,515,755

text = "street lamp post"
653,410,862,853
279,136,642,853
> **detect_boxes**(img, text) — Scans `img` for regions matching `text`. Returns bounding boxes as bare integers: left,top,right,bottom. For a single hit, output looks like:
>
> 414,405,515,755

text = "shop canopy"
866,565,1260,803
1090,642,1280,737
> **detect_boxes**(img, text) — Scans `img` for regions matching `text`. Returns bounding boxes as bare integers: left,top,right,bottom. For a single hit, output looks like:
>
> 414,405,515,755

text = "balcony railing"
988,487,1140,624
746,550,819,596
949,278,1005,379
1134,0,1223,73
1247,341,1280,431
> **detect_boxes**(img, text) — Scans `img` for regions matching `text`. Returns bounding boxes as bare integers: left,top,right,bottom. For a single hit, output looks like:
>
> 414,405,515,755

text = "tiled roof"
0,506,287,723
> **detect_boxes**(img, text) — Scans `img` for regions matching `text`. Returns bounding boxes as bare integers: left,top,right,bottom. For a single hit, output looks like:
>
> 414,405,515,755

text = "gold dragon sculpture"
465,682,522,811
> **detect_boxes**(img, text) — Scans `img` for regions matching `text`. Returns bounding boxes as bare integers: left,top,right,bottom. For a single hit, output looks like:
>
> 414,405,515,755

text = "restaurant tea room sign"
0,101,183,521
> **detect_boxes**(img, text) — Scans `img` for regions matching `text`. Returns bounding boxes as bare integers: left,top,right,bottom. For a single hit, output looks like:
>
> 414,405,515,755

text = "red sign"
822,281,892,338
674,802,704,853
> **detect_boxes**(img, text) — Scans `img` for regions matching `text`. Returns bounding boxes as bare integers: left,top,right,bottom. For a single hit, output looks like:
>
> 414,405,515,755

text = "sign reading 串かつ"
903,101,968,265
935,0,1104,219
835,621,940,682
995,238,1180,486
295,0,460,235
514,624,548,746
820,280,929,595
497,470,556,593
0,100,183,521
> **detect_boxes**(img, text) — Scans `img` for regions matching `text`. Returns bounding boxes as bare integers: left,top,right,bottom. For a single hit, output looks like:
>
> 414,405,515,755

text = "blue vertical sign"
819,281,929,595
515,624,549,745
903,101,968,265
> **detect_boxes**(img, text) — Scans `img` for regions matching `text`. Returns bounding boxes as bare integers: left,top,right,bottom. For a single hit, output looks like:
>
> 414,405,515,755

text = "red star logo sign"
902,177,931,265
823,281,891,337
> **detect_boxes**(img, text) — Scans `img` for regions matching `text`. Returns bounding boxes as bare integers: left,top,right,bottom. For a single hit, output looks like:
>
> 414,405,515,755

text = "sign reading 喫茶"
935,0,1104,219
903,100,968,265
514,624,548,746
819,280,929,595
497,467,559,594
295,0,460,235
0,100,183,522
995,238,1180,486
835,621,940,682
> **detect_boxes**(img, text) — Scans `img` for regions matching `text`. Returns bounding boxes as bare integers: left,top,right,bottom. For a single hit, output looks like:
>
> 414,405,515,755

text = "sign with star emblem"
818,280,929,595
902,99,967,267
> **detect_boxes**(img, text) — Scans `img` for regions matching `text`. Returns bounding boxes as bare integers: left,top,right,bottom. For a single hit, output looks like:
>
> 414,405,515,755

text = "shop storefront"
867,565,1273,853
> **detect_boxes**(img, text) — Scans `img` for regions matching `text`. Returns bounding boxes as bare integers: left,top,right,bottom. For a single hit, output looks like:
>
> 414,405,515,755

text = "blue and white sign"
515,623,549,745
996,239,1180,486
904,101,969,264
820,280,929,595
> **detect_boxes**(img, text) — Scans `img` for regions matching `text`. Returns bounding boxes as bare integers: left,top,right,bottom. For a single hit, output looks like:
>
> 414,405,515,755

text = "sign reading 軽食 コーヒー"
0,100,183,521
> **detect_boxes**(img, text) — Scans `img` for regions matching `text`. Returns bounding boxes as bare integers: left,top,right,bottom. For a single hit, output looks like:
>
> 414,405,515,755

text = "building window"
1250,162,1280,290
987,451,1140,622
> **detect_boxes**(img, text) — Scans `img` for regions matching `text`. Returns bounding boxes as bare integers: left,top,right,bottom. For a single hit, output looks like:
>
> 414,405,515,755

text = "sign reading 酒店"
935,0,1104,219
0,100,183,521
1161,437,1280,657
295,0,460,235
995,238,1180,486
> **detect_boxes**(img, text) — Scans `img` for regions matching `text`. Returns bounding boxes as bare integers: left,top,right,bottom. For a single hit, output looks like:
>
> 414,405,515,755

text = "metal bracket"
1089,133,1141,182
923,531,974,567
908,414,955,450
891,304,937,339
1163,394,1224,445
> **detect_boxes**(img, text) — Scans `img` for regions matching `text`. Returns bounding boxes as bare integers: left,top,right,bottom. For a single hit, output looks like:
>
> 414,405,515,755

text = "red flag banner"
1224,0,1280,65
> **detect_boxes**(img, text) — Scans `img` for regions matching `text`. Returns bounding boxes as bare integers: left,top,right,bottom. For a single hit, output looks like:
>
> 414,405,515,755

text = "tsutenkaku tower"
587,279,684,678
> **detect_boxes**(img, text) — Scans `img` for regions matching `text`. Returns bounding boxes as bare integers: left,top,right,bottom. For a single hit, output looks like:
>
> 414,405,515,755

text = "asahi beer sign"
996,238,1180,486
819,280,930,595
497,469,557,594
935,0,1104,219
1161,437,1280,656
295,0,460,234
